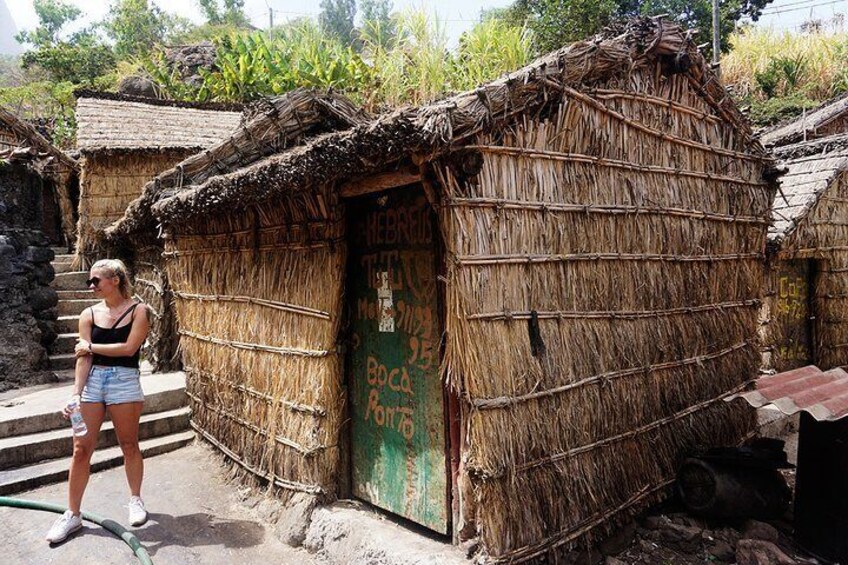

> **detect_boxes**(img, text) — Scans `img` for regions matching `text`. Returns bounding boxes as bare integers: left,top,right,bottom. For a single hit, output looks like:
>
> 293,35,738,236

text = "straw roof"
104,88,368,242
769,134,848,245
151,18,766,225
761,93,848,147
75,90,244,152
0,105,78,177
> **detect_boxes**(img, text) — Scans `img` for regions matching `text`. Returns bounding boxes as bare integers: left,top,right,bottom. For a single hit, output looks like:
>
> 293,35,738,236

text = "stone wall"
0,163,58,391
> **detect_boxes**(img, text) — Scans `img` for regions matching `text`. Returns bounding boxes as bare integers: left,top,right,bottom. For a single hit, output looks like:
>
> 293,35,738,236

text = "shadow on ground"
83,511,266,556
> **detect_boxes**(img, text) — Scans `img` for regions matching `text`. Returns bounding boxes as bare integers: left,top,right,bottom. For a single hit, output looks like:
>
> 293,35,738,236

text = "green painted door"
348,186,449,534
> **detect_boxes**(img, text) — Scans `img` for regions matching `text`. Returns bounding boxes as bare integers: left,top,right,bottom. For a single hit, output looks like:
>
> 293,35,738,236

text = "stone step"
57,315,79,333
50,247,71,255
56,289,95,300
0,371,186,439
54,253,74,263
51,370,76,383
48,353,77,371
52,271,88,291
0,406,191,471
0,430,195,496
57,298,99,317
51,333,78,355
53,261,74,274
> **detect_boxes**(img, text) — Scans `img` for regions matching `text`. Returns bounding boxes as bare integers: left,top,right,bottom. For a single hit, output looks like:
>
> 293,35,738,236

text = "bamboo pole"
191,422,324,495
589,89,722,123
456,252,763,266
467,299,760,321
179,330,330,357
473,341,751,409
447,197,769,224
186,389,326,456
464,144,767,187
186,365,326,415
547,81,767,162
174,291,331,320
475,380,755,478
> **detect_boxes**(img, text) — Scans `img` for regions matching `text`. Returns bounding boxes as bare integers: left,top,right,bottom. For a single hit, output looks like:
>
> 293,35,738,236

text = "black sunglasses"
86,276,101,287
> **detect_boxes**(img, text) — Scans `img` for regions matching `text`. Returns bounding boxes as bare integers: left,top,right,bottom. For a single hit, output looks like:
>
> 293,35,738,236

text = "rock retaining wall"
0,164,58,391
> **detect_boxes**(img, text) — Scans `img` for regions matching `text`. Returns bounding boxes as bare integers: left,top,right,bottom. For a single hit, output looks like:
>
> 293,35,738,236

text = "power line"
760,0,844,16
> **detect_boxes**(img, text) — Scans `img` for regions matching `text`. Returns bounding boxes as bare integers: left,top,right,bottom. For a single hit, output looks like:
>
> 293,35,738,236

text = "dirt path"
1,441,316,564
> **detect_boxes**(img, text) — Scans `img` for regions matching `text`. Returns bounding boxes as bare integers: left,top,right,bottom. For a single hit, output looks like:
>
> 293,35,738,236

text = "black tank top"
90,303,141,368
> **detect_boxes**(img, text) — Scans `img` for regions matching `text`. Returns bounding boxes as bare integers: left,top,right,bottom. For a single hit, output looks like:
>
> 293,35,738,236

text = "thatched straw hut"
139,18,775,562
761,93,848,148
0,106,78,246
104,89,367,371
73,90,243,267
761,134,848,372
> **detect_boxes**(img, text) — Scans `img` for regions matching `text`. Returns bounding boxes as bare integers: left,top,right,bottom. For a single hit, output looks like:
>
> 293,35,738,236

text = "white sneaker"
45,510,83,543
128,496,147,526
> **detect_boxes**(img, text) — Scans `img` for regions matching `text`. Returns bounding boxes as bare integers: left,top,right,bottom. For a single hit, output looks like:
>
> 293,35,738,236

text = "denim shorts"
81,366,145,405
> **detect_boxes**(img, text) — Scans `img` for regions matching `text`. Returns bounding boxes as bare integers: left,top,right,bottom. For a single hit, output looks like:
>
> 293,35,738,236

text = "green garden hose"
0,496,153,564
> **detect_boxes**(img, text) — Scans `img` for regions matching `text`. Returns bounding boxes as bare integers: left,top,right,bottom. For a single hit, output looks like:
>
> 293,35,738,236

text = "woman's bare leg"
68,402,106,515
108,402,144,497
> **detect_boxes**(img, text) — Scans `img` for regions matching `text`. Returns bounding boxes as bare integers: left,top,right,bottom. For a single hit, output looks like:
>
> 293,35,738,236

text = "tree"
15,0,116,84
638,0,774,55
358,0,396,50
503,0,774,55
320,0,357,45
498,0,618,52
15,0,81,47
102,0,171,58
197,0,251,27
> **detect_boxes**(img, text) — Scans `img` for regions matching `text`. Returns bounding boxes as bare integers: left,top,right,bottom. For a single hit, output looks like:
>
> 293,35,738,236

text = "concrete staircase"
49,248,97,378
0,372,193,495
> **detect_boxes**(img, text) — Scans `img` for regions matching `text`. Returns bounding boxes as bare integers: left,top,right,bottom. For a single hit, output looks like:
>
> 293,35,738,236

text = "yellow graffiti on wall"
776,276,808,320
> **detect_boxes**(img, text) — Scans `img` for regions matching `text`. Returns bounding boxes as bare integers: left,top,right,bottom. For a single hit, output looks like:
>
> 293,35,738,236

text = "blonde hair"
91,258,132,299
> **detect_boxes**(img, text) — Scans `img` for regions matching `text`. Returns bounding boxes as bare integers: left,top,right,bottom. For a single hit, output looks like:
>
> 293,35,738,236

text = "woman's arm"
72,308,94,397
83,304,150,358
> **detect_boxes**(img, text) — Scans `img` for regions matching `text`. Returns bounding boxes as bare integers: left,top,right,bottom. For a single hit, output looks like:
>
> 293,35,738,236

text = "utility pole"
712,0,721,77
269,7,274,29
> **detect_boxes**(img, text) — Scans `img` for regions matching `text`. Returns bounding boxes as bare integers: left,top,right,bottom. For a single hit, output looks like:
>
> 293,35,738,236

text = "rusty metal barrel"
677,456,790,519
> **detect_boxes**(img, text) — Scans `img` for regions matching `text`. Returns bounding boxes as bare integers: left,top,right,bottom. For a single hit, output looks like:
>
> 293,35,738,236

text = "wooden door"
347,186,449,534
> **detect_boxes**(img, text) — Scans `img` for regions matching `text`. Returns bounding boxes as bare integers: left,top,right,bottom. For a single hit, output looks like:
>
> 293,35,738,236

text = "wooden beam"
339,170,421,198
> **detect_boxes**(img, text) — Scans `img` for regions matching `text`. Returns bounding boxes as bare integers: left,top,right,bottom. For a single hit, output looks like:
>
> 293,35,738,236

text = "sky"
5,0,513,45
4,0,848,48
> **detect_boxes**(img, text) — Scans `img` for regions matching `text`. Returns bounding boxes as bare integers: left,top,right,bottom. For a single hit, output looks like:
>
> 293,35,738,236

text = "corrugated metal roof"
732,365,848,421
75,96,243,151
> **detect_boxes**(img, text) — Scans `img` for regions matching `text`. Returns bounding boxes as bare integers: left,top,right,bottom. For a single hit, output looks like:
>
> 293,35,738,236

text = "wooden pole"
712,0,721,77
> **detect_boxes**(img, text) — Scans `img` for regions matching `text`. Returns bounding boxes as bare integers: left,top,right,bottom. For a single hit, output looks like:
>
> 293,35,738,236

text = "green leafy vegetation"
497,0,774,55
4,0,848,142
722,26,848,125
142,12,533,110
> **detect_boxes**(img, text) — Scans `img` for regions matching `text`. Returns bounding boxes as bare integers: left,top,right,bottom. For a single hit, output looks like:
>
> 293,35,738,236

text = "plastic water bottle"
68,397,88,437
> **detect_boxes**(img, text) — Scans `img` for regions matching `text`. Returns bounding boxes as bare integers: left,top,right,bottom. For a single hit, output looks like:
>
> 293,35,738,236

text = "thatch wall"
782,173,848,369
75,149,191,267
763,139,848,372
161,186,345,496
126,241,179,372
146,18,773,563
436,68,771,562
759,259,813,373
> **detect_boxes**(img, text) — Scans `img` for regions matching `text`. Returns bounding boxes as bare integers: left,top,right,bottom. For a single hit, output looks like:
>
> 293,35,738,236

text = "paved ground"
1,441,316,564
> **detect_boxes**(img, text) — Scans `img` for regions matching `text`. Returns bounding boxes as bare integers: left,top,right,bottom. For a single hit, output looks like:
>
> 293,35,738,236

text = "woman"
45,258,150,544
